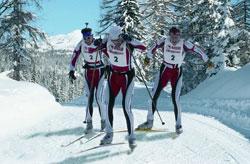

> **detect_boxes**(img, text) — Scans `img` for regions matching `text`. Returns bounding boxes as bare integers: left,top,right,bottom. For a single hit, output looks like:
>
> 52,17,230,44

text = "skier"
95,25,146,149
69,26,106,133
137,27,210,134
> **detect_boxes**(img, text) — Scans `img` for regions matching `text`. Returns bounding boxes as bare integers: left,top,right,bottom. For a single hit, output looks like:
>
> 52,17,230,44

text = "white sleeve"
69,40,82,71
184,40,208,62
128,39,146,51
147,38,165,59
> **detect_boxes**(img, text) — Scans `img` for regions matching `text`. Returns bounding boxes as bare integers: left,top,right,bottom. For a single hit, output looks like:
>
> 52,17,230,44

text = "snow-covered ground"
0,72,61,136
1,71,250,163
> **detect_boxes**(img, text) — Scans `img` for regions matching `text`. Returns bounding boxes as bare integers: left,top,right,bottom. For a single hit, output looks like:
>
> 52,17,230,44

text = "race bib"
164,39,184,64
107,41,127,67
82,43,100,63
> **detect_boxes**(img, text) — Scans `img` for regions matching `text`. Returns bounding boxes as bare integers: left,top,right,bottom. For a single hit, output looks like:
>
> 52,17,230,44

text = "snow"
183,64,250,139
224,17,234,28
187,63,250,99
0,71,61,136
1,71,250,163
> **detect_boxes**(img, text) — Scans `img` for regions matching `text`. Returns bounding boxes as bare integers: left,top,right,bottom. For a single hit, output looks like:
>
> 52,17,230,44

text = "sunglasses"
84,36,93,40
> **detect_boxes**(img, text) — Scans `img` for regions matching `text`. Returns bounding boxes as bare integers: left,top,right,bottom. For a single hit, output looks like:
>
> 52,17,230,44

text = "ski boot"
100,132,113,145
128,136,137,150
84,121,93,134
176,125,183,134
136,120,153,130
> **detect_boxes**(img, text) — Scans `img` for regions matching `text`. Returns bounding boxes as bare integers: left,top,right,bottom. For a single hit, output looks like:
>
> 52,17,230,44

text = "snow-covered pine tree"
224,28,250,66
209,0,238,75
98,0,118,35
231,0,250,66
0,1,14,72
115,0,145,40
142,0,176,41
0,0,47,81
233,0,250,31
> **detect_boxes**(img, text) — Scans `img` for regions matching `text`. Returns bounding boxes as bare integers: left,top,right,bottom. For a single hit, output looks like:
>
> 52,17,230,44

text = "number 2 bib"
82,42,100,63
107,41,127,67
163,39,184,65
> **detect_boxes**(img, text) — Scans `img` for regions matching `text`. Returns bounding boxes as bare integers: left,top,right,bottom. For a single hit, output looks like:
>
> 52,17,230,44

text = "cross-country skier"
137,27,210,134
95,25,146,149
69,26,106,134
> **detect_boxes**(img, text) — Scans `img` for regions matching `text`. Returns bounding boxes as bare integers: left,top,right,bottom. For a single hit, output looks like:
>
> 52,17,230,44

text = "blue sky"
35,0,240,36
35,0,101,35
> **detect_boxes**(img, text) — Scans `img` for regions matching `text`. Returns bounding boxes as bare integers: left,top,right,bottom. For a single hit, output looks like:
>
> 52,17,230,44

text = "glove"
120,33,132,42
69,70,76,83
206,60,214,69
144,57,150,66
94,38,103,46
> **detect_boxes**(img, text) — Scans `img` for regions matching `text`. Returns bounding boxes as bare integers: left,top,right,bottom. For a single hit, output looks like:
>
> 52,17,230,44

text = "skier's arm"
128,39,146,51
147,38,165,59
100,41,109,58
69,40,82,71
183,41,208,62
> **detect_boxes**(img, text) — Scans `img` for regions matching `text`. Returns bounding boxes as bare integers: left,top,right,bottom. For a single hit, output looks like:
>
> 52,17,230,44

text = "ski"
83,131,105,144
61,131,103,148
63,128,170,148
76,142,126,154
135,128,169,132
83,128,169,145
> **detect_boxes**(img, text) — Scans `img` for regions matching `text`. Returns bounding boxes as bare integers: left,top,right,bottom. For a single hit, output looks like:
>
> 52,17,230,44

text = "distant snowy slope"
41,30,82,51
187,64,250,99
0,72,61,136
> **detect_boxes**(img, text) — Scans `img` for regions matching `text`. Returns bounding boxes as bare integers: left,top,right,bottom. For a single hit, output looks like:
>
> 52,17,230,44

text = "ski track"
1,106,250,164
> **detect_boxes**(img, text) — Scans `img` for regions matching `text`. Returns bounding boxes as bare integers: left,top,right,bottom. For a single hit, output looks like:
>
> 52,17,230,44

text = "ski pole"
131,53,165,125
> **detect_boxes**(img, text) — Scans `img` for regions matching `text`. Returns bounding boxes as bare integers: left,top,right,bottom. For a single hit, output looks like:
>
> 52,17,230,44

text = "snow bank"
184,64,250,139
187,64,250,99
0,72,61,136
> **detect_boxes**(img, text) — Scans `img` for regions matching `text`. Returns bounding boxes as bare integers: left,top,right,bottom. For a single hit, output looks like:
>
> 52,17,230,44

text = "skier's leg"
121,70,135,136
104,72,120,133
83,69,95,133
101,72,119,145
84,69,94,123
95,68,106,130
121,70,136,148
148,64,167,120
137,64,168,130
171,67,183,133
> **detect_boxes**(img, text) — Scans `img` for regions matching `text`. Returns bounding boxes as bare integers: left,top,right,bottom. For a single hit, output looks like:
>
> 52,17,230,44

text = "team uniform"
70,39,106,131
100,35,146,147
137,36,208,133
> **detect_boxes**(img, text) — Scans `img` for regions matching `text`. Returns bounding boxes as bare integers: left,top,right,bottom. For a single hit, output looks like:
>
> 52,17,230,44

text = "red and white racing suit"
70,40,106,123
146,37,208,127
102,39,146,138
